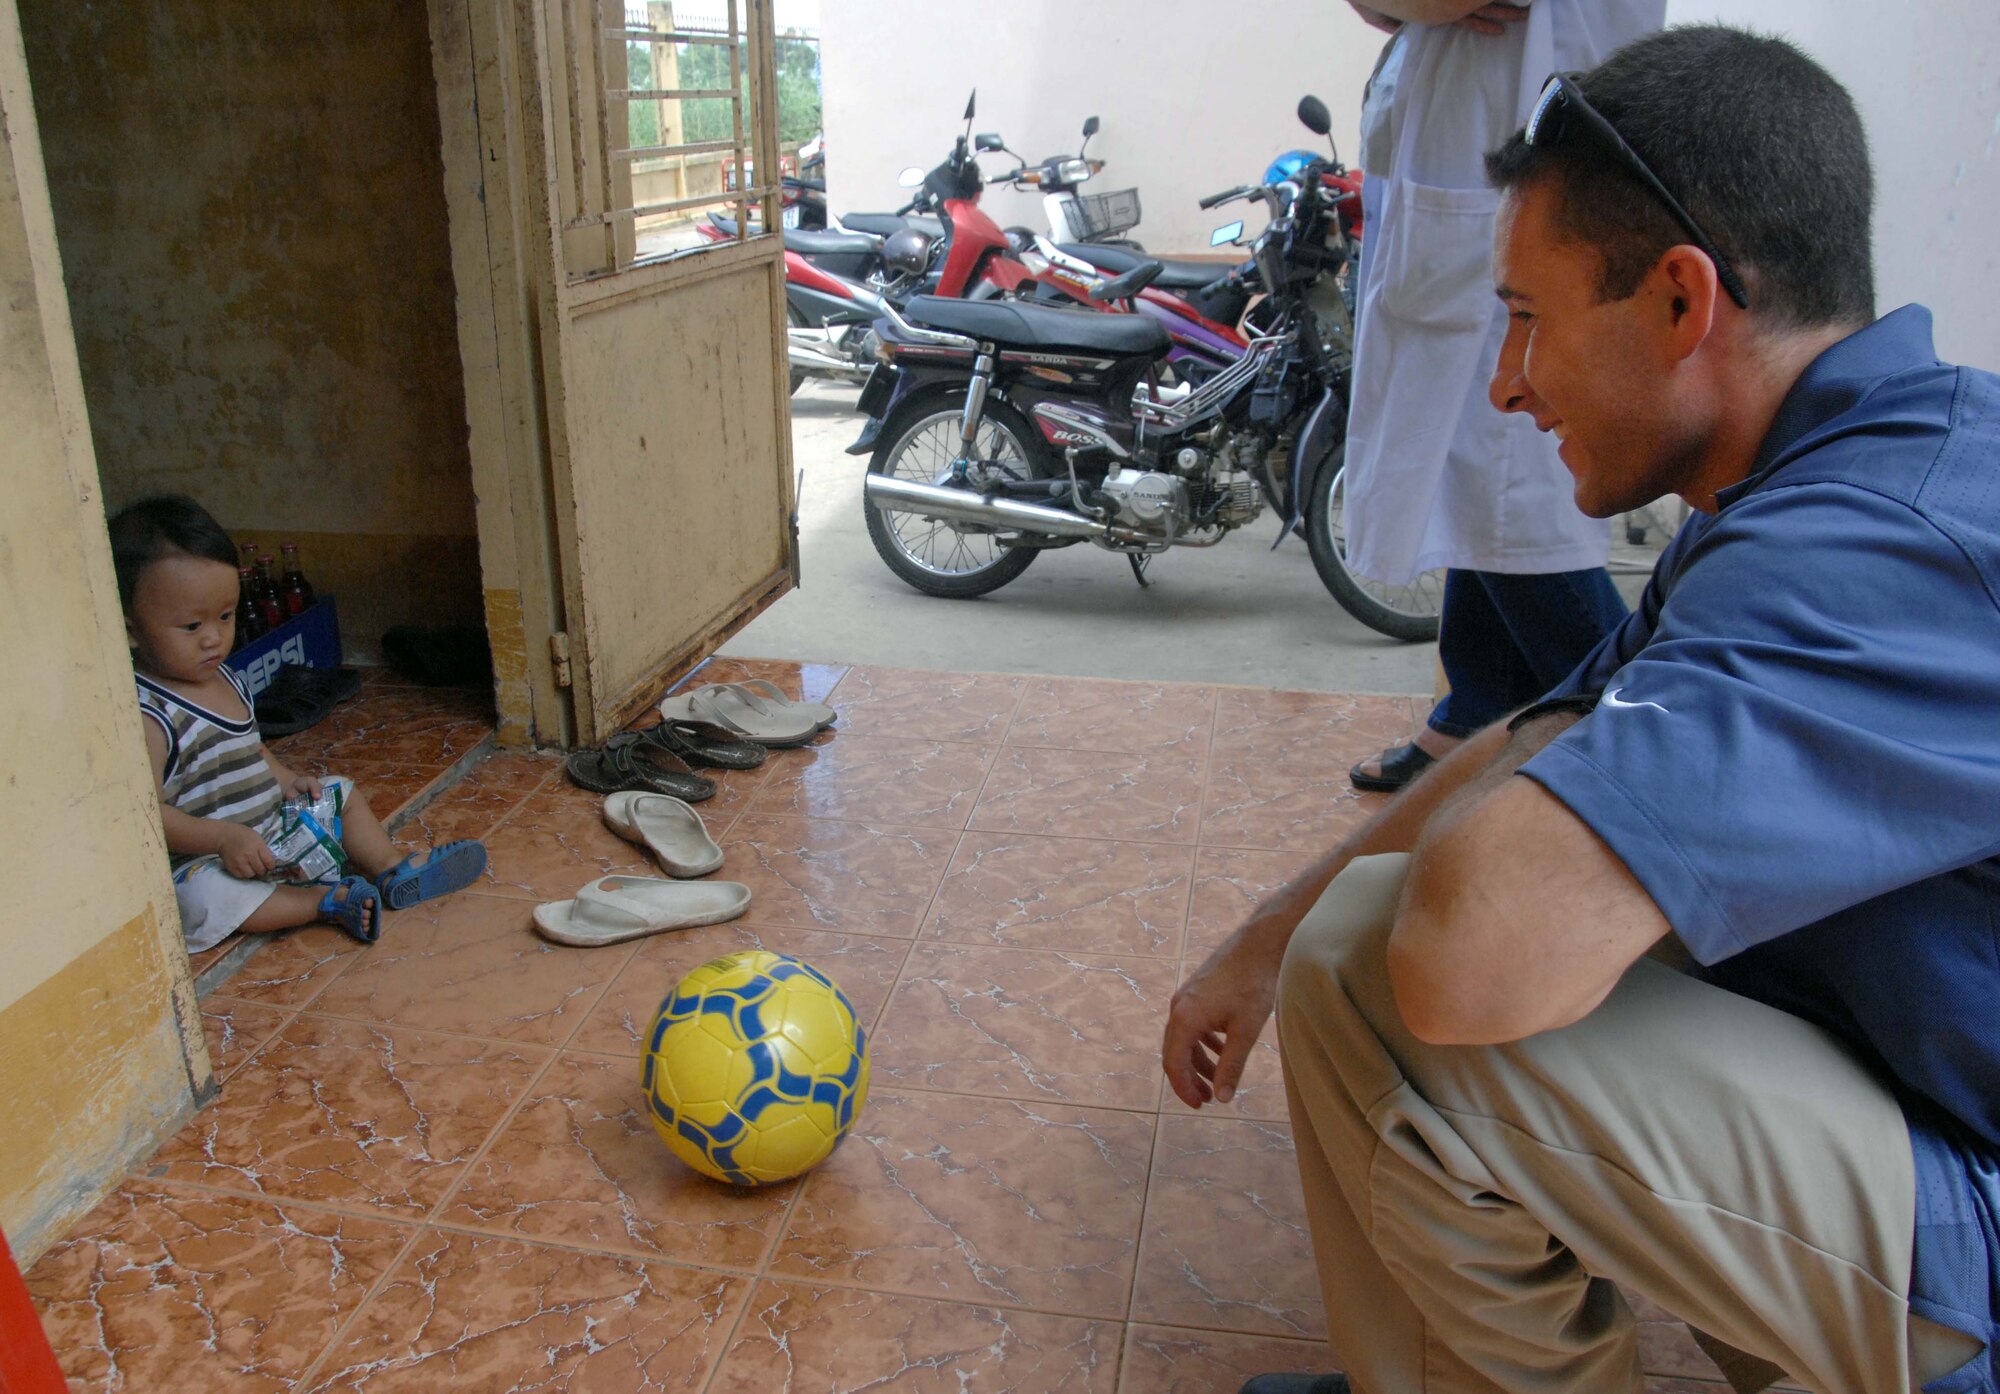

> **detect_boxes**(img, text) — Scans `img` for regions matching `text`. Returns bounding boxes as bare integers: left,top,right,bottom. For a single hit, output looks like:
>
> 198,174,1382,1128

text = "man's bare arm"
1389,712,1670,1044
1162,715,1519,1107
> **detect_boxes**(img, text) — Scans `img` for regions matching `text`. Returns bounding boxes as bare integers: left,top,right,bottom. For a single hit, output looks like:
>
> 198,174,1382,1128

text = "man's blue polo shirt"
1524,306,1999,1391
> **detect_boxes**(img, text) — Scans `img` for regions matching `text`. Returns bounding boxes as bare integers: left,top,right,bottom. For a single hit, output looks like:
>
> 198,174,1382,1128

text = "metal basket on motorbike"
1071,187,1142,240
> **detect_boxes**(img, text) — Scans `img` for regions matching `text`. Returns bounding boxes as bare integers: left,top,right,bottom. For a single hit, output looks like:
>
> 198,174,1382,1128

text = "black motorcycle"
848,96,1437,642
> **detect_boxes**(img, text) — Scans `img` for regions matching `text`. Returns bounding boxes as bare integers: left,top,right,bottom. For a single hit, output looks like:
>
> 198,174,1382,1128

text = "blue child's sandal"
319,875,383,944
374,840,488,911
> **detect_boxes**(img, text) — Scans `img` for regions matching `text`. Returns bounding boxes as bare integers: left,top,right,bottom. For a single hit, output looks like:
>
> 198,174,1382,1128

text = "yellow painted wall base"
0,907,206,1263
483,587,533,748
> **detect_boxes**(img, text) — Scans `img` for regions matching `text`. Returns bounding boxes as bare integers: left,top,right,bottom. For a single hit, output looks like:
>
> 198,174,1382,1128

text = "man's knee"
1277,853,1411,1055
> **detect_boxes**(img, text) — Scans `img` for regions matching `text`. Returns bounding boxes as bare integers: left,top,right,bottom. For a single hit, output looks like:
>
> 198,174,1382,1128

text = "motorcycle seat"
843,212,945,240
707,214,880,258
783,227,879,257
1058,243,1228,290
903,295,1169,357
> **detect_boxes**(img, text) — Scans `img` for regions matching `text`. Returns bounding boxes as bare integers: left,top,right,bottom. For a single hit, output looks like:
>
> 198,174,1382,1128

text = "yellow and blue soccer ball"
641,950,870,1186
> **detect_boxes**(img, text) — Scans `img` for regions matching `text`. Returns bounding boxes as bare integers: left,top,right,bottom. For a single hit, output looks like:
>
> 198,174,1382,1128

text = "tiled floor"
32,659,1767,1392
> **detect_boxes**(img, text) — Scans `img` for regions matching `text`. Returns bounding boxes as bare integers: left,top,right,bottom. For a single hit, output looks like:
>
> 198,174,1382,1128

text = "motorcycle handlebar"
1197,262,1258,299
1199,185,1251,210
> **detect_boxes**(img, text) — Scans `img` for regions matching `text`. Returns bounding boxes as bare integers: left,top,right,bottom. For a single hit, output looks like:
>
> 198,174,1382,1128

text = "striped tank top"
136,669,284,871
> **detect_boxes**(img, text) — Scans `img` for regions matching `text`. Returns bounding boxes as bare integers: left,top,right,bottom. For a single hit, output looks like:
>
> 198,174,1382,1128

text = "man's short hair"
107,494,239,610
1485,25,1874,330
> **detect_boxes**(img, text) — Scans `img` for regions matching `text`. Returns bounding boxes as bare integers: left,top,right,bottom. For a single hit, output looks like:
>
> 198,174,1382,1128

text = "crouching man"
1164,24,1998,1394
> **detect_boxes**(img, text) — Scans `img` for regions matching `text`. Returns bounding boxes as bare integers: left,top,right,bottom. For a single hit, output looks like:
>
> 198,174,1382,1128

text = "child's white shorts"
174,776,354,952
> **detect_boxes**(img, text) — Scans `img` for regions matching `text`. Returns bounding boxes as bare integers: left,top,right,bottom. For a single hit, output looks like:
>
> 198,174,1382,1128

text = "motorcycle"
850,96,1442,642
697,97,1038,394
1006,115,1144,248
781,133,828,229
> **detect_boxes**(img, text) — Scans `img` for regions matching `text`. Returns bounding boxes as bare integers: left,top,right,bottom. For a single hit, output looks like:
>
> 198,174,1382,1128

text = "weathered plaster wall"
17,0,484,662
0,0,208,1261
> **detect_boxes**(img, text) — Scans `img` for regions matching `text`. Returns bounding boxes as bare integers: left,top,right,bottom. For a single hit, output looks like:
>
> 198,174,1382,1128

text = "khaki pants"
1276,854,1972,1394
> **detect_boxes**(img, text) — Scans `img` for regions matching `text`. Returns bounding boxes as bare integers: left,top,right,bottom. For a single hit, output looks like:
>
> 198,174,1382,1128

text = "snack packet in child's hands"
267,783,349,884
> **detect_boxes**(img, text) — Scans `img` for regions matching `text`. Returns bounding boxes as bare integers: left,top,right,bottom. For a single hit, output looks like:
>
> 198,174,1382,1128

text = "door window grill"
558,0,776,276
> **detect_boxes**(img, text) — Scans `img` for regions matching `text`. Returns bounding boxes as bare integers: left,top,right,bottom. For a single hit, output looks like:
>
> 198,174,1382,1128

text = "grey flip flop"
532,875,751,946
657,684,821,747
601,791,724,877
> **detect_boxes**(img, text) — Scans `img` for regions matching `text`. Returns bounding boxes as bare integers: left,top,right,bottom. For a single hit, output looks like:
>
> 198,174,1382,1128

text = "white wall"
1665,0,2000,369
821,0,1390,256
824,1,1999,367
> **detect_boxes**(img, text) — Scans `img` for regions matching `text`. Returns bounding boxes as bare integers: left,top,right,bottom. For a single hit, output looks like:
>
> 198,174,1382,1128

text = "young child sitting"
110,494,487,948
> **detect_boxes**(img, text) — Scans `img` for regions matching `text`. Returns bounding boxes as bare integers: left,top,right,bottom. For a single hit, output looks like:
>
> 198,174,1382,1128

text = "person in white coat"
1342,0,1664,794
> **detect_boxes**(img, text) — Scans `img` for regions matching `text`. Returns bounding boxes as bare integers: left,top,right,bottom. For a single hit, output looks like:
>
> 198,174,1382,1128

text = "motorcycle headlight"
1059,158,1091,183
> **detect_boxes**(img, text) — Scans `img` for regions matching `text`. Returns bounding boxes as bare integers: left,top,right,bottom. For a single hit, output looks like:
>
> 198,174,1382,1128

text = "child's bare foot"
317,876,384,942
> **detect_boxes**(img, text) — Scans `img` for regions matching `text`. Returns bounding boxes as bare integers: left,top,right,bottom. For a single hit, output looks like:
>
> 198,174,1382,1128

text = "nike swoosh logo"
1602,687,1669,714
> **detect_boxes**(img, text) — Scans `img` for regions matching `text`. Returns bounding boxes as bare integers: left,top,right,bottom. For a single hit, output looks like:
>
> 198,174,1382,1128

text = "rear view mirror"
1210,220,1245,247
1297,94,1332,137
1082,115,1100,138
974,132,1004,153
897,166,925,188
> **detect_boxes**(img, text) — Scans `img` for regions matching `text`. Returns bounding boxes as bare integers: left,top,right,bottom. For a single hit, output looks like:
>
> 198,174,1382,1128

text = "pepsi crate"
225,596,343,702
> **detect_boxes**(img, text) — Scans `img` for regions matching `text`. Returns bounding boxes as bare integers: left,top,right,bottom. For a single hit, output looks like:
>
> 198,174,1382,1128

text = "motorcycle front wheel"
1304,447,1445,642
864,397,1056,599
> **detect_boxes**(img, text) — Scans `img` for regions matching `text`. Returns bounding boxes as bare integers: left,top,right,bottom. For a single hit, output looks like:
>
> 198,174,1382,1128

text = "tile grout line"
288,1218,435,1391
1121,1107,1169,1334
1182,688,1225,975
704,672,1035,1389
289,1056,575,1390
109,1170,1340,1348
868,677,1029,1016
696,662,863,1392
727,654,1431,705
293,919,596,1392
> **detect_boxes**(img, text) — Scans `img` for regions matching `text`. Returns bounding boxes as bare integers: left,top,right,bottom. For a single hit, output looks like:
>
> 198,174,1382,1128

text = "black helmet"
882,227,933,276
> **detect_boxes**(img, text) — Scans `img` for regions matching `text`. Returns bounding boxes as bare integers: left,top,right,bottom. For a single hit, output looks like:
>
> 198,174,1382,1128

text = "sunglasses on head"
1525,72,1751,310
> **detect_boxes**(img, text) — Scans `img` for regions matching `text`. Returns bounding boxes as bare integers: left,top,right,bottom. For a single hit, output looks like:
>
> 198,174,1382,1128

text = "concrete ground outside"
724,382,1664,704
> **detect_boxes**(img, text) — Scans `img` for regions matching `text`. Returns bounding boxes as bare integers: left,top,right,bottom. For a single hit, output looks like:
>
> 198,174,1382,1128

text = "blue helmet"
1263,149,1318,185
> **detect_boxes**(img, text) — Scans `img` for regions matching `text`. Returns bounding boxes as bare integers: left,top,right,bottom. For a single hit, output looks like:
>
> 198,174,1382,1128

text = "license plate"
856,364,895,419
781,204,802,229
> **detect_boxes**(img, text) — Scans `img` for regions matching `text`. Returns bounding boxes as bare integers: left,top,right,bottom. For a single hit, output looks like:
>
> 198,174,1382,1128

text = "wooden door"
522,0,797,743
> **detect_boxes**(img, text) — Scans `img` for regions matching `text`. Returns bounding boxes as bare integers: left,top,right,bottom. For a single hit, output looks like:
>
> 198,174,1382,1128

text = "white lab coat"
1342,0,1665,585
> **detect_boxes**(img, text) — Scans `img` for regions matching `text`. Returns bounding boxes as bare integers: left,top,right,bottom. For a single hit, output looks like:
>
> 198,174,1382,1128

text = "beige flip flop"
657,683,821,747
532,875,750,946
727,678,836,728
602,791,724,877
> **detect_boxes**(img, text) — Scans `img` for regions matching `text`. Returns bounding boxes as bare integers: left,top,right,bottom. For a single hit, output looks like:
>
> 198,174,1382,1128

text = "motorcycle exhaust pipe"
787,339,872,379
864,474,1111,540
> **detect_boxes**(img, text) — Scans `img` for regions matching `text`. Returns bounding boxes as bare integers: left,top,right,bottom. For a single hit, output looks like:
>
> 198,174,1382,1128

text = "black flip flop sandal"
1349,741,1436,793
566,741,658,797
568,735,716,802
636,719,767,770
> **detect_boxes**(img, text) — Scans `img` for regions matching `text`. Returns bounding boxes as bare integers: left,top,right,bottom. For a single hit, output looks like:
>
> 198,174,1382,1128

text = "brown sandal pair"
564,733,715,801
632,718,767,770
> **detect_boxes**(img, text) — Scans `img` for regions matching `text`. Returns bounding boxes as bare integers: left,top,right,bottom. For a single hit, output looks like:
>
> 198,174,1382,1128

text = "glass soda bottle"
278,542,315,616
235,566,264,646
252,554,285,631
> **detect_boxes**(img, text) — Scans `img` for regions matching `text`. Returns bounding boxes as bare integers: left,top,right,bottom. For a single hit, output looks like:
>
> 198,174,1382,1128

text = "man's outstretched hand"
1163,933,1287,1108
